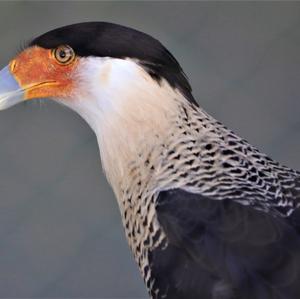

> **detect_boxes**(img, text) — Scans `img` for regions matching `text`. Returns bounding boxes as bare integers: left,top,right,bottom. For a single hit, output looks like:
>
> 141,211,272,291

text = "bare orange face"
9,45,79,100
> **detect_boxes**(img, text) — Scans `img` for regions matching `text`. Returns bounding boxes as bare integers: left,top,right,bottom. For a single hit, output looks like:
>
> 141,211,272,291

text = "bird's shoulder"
167,102,300,217
145,102,300,298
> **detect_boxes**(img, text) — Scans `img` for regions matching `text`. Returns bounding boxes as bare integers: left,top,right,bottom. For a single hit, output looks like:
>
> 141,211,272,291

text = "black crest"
30,22,197,105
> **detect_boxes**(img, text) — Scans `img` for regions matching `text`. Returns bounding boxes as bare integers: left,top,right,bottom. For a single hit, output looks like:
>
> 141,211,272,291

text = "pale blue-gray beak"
0,66,24,110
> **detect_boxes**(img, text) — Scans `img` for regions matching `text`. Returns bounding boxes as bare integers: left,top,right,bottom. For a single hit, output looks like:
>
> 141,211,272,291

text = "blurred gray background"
0,1,300,298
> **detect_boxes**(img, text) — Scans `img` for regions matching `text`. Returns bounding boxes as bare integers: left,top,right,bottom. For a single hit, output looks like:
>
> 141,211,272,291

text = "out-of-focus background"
0,1,300,298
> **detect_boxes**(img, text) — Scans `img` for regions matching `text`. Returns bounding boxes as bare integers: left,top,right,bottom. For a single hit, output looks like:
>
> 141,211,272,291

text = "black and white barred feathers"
113,95,300,299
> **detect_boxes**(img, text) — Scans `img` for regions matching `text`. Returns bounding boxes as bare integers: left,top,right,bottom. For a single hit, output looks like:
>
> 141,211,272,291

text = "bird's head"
0,22,197,192
0,23,195,126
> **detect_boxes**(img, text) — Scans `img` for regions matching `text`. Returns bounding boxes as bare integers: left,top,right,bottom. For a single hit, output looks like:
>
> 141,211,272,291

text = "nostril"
9,60,17,73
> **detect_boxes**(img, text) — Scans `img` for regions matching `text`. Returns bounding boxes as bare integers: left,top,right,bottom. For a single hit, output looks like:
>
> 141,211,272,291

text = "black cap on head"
30,22,197,105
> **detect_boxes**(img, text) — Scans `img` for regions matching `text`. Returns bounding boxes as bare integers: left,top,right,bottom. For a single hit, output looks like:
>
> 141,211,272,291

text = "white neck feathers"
60,57,186,196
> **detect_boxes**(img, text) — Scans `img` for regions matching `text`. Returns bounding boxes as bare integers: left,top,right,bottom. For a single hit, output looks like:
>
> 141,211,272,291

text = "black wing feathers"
152,189,300,299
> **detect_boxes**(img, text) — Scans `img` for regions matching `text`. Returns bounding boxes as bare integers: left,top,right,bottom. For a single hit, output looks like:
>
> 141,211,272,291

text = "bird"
0,22,300,299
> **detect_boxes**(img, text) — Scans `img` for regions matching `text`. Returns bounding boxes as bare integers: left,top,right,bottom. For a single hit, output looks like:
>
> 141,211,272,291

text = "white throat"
60,57,185,196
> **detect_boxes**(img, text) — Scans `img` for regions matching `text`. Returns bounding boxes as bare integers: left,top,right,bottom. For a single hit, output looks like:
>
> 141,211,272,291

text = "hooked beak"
0,65,24,110
0,46,80,109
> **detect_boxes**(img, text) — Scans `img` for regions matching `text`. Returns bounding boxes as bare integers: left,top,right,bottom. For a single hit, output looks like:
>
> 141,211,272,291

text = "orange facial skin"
9,46,79,100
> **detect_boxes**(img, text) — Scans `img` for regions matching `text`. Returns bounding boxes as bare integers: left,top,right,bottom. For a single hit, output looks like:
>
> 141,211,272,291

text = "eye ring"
52,45,75,65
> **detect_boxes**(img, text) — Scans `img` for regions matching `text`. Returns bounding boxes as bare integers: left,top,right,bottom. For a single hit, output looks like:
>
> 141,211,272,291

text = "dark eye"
53,45,75,65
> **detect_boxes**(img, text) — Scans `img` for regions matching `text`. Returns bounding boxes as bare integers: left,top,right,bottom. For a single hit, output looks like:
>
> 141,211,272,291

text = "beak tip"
0,65,24,110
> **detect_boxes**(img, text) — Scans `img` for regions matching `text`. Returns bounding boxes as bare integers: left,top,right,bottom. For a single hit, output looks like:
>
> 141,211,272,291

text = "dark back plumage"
153,189,300,299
